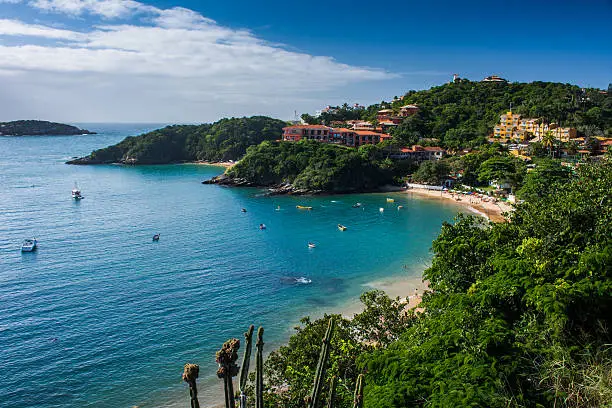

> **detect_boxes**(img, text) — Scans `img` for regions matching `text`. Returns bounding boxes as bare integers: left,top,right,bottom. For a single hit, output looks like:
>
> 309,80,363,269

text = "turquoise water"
0,126,462,407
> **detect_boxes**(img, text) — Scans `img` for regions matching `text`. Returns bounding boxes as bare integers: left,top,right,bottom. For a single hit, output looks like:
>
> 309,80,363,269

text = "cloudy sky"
0,0,610,123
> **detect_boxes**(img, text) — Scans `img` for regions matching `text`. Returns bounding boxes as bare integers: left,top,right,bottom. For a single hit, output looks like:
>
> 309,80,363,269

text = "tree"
516,158,573,201
542,130,556,157
478,155,525,191
411,160,449,185
360,161,612,407
301,113,319,125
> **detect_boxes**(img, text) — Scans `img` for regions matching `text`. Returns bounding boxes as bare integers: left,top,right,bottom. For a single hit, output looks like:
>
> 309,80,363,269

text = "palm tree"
566,140,579,157
542,131,556,157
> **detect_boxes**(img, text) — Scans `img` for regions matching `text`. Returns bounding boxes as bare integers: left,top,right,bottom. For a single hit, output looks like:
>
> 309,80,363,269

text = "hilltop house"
389,145,445,162
399,104,419,116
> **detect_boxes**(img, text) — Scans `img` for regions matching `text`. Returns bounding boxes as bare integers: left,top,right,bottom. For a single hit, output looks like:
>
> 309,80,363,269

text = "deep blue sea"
0,124,463,407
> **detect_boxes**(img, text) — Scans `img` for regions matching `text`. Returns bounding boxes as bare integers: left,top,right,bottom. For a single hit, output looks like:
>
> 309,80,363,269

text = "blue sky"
0,0,610,122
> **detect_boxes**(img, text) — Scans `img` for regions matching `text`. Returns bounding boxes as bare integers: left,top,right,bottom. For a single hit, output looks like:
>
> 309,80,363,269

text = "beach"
195,160,236,168
405,187,513,223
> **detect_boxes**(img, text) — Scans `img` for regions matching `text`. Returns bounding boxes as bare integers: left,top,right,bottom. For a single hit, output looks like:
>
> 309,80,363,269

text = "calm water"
0,125,462,407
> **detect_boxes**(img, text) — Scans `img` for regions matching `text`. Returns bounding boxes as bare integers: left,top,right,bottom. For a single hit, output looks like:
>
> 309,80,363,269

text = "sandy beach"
194,160,236,168
405,187,513,223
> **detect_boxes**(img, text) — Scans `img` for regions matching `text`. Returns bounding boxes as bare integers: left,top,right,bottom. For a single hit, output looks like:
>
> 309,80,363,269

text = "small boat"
386,198,395,203
379,207,384,213
352,203,362,208
72,183,84,200
275,206,281,211
21,238,37,252
308,242,316,248
337,224,347,231
296,205,313,210
241,208,247,213
259,224,267,230
152,234,160,241
397,205,403,210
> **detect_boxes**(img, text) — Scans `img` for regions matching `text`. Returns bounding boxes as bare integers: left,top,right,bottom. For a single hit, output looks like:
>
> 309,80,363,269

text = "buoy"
379,207,384,213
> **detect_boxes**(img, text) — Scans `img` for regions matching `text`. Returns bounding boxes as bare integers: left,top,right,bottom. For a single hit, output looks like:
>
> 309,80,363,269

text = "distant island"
0,120,96,136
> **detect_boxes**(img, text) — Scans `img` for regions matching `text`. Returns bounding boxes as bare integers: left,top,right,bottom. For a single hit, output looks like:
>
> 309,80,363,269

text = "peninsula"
0,120,96,136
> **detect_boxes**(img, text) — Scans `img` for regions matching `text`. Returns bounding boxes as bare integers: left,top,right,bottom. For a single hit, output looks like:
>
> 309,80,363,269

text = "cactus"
182,363,200,408
352,374,364,408
308,317,335,408
238,325,255,408
216,338,241,408
326,375,337,408
255,327,264,408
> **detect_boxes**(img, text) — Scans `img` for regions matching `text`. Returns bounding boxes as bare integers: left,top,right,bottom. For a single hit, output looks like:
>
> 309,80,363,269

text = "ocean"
0,124,462,407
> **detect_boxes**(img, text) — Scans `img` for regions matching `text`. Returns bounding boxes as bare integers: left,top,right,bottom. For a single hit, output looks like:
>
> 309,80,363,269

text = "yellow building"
493,111,522,139
494,111,576,142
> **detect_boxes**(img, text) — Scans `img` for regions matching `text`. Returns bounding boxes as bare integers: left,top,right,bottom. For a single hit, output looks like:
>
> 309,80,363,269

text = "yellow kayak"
386,198,395,203
337,224,347,231
296,205,313,210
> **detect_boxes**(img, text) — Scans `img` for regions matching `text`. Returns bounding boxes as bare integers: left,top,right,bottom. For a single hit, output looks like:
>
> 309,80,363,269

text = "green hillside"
67,116,286,164
313,81,612,147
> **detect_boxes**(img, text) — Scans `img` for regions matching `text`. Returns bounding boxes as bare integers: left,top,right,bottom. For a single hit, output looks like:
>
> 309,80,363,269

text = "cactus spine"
308,317,335,408
255,327,264,408
239,325,255,408
182,363,200,408
352,374,364,408
326,375,337,408
216,338,241,408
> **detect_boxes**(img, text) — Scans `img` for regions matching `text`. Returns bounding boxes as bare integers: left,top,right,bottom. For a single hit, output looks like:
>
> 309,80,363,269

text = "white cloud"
0,1,398,122
0,18,84,39
28,0,152,19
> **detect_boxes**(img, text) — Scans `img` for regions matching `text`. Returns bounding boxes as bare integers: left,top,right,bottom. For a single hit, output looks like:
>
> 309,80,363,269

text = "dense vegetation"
253,160,611,407
0,120,94,136
225,141,405,193
69,116,286,164
303,81,612,148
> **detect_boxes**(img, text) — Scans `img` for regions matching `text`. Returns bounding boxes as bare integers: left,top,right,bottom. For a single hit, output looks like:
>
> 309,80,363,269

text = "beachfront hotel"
282,125,391,147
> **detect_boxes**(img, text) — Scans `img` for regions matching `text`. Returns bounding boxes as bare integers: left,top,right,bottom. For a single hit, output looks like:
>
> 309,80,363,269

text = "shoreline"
404,187,513,223
193,160,235,169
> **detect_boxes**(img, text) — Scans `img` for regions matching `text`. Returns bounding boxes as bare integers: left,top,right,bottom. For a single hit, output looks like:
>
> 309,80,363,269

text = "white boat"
379,207,384,213
21,238,37,252
72,183,84,200
308,242,316,248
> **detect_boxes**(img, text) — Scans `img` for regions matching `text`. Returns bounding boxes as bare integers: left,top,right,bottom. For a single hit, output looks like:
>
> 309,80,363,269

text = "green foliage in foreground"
85,116,286,164
363,161,612,407
226,141,402,192
262,161,611,407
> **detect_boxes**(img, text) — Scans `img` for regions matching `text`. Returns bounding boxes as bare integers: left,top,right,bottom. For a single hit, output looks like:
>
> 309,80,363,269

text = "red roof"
331,128,353,133
424,147,445,151
354,130,387,136
283,125,331,131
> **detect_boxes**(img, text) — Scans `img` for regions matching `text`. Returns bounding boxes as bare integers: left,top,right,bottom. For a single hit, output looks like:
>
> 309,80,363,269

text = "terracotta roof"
424,147,445,151
354,130,384,136
331,128,353,133
282,125,331,130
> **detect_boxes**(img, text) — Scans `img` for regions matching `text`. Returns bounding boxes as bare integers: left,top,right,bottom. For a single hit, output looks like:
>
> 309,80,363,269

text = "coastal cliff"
0,120,96,136
202,141,406,195
67,116,286,165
